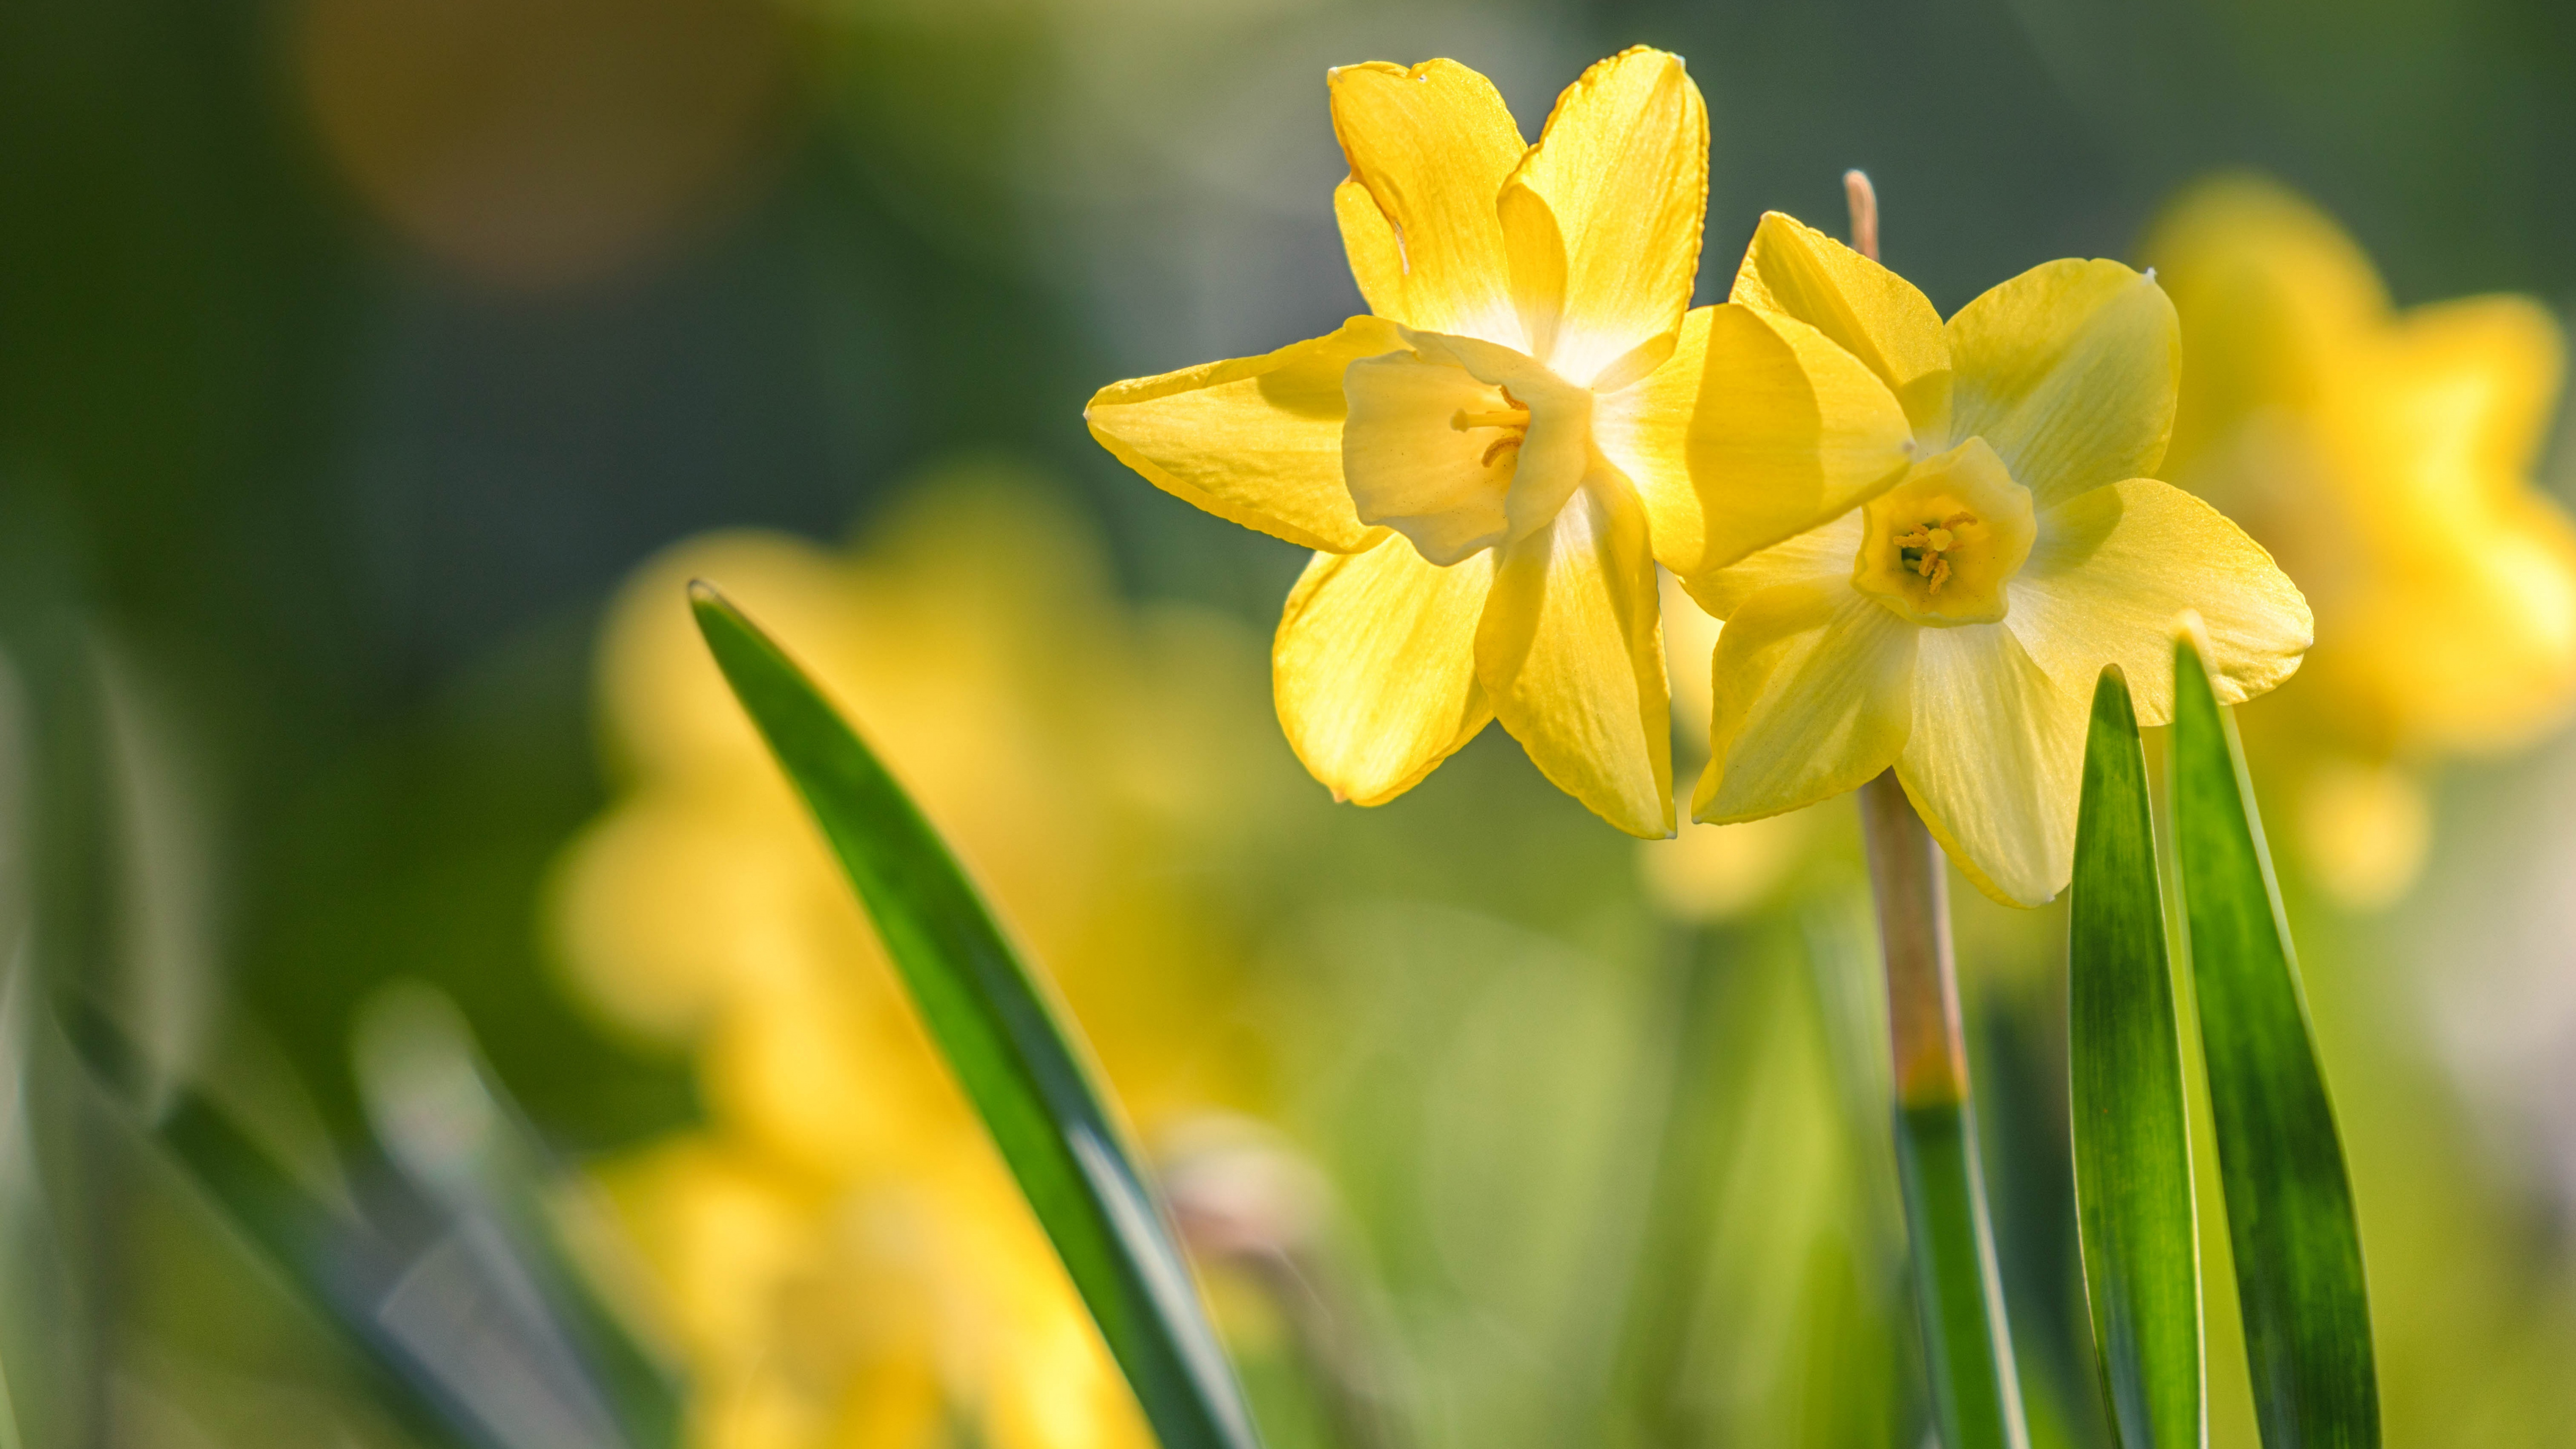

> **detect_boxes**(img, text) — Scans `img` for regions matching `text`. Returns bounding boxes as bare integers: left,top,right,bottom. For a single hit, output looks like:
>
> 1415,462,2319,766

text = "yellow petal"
1695,577,1914,823
2377,294,2565,503
1086,317,1401,553
1600,303,1914,578
1340,349,1513,564
1730,211,1951,437
1945,258,2178,508
1495,46,1707,386
2143,175,2389,461
1334,176,1408,320
2007,478,2311,723
1476,475,1672,836
1896,623,2086,907
1274,536,1494,804
2327,299,2576,752
1677,511,1861,620
1328,59,1526,344
1659,568,1723,742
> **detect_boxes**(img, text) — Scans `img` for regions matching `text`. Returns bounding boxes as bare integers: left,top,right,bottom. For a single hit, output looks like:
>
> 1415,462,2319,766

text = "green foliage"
60,998,479,1448
2068,666,2201,1449
2170,637,2377,1447
688,582,1261,1449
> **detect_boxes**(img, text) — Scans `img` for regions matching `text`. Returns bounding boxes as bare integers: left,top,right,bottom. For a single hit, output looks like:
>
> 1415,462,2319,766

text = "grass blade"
356,983,684,1449
688,582,1260,1449
2068,666,2202,1449
59,996,488,1448
2170,634,2376,1447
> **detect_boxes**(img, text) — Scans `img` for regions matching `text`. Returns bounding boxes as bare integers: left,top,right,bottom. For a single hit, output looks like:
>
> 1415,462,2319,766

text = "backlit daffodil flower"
1685,214,2313,905
1085,49,1912,837
2147,177,2576,906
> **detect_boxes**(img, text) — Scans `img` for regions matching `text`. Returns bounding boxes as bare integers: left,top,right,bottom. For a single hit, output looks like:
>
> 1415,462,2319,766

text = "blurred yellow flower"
2147,177,2576,906
1686,214,2312,906
1085,48,1912,838
551,468,1265,1449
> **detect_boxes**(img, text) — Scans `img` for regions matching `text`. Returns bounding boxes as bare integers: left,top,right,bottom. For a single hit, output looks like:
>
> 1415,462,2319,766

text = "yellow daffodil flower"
552,469,1265,1449
1685,214,2312,906
2147,177,2576,906
1085,48,1913,838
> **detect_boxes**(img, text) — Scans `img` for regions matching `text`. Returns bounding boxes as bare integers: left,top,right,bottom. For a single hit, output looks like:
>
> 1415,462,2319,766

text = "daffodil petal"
1476,475,1672,836
1946,259,2178,509
1495,46,1707,386
1086,317,1401,553
1695,577,1913,823
1600,303,1915,579
1897,622,2085,907
1677,512,1862,620
1275,536,1494,804
1334,176,1408,321
2331,297,2576,751
1730,211,1951,437
2144,176,2389,457
1341,350,1513,565
2008,478,2311,723
1328,59,1526,345
2382,295,2566,490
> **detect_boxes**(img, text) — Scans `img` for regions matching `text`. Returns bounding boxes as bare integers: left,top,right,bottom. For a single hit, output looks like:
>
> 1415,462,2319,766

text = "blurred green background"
7,0,2576,1445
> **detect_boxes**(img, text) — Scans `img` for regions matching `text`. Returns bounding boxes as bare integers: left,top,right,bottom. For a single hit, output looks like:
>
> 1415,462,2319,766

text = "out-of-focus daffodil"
1085,48,1913,838
2147,177,2576,907
552,470,1265,1449
1684,214,2312,906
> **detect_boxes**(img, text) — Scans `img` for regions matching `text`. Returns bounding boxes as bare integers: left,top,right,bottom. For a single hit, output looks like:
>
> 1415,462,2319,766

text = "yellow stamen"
1894,512,1977,595
1453,386,1532,471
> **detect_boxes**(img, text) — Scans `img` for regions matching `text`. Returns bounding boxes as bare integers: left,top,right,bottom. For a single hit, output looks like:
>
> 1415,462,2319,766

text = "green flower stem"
1859,770,2029,1449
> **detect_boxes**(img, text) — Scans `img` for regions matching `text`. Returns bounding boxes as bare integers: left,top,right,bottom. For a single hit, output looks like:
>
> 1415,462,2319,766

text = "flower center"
1452,388,1532,467
1893,517,1970,594
1852,437,2034,627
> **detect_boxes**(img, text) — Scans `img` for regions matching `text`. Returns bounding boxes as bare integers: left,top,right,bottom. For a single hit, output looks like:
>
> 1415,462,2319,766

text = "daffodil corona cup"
1685,212,2315,907
2148,177,2576,907
549,472,1269,1449
1085,48,1916,839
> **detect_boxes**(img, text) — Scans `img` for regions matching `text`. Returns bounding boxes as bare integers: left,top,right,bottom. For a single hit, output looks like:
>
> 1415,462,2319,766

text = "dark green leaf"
689,583,1260,1449
2068,665,2201,1449
2171,635,2377,1447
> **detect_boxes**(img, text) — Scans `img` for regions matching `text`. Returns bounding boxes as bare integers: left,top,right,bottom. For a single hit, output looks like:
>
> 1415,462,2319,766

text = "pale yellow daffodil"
1686,214,2312,906
2147,177,2576,906
1085,48,1913,838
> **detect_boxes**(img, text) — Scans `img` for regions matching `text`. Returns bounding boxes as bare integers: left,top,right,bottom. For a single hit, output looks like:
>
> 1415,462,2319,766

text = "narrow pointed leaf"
2170,636,2376,1447
59,997,487,1449
2068,666,2201,1449
356,985,684,1449
688,583,1260,1449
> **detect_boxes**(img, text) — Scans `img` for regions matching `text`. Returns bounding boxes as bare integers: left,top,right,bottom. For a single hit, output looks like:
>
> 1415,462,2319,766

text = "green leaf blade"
2171,636,2377,1448
2068,666,2202,1449
688,583,1259,1449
